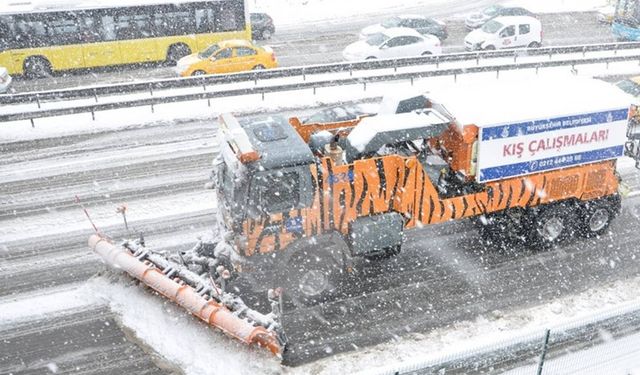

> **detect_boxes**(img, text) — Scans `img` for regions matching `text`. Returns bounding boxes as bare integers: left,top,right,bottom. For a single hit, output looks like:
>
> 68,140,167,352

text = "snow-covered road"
2,100,640,373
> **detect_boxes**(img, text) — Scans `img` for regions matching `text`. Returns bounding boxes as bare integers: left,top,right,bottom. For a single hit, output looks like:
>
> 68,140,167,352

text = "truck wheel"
24,57,52,78
578,196,620,237
282,249,342,305
278,237,347,306
528,204,576,248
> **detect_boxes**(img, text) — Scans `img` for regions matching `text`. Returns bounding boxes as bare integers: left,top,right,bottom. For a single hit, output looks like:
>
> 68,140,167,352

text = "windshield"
616,79,640,96
481,20,504,33
483,5,502,16
198,44,220,58
366,33,388,46
381,16,401,28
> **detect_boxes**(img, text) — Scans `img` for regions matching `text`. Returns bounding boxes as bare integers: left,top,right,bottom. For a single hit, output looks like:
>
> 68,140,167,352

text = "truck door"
498,25,517,48
245,165,314,254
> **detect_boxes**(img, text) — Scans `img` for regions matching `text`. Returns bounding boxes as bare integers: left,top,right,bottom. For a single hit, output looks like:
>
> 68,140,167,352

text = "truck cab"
215,114,315,258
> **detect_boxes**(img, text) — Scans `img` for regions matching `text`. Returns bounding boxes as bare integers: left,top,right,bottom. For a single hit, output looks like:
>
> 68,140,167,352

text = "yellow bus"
0,0,250,77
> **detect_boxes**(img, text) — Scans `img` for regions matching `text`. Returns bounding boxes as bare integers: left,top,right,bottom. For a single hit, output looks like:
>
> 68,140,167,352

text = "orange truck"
90,77,638,356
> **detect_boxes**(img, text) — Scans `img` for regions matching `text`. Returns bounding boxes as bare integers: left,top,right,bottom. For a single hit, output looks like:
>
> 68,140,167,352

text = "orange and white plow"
89,234,286,357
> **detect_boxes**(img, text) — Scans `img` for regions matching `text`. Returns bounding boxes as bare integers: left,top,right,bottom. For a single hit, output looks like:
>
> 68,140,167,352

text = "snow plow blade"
89,234,284,356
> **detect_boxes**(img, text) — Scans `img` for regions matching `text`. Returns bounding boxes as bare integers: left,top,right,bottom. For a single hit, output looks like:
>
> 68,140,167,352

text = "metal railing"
2,41,640,107
363,301,640,375
2,51,640,124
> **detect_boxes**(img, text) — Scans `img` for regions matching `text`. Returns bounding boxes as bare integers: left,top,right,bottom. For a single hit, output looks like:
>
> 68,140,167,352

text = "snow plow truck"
89,77,640,357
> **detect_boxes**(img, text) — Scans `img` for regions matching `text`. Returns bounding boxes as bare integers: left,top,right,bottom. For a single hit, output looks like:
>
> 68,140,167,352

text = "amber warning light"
219,113,260,163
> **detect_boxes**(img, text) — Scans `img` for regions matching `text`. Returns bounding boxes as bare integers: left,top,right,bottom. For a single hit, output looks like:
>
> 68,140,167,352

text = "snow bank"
0,283,97,325
4,272,640,375
89,277,282,375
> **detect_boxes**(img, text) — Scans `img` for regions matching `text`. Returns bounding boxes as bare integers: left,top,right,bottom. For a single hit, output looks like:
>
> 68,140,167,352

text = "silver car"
465,5,534,29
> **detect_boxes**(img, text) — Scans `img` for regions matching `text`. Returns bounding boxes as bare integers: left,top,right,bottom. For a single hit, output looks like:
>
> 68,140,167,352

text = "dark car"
465,5,535,29
360,15,448,41
250,12,275,40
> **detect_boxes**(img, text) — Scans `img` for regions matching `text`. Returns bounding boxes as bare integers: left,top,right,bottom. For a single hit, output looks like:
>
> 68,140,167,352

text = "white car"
343,28,442,61
464,16,542,51
596,5,615,24
0,67,12,94
360,14,448,41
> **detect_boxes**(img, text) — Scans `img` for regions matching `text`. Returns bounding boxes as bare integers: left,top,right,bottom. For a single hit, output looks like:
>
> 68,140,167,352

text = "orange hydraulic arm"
89,234,284,356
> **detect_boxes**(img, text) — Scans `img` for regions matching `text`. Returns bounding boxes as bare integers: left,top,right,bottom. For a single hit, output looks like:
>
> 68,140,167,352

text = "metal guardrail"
2,41,640,106
363,300,640,375
2,52,639,123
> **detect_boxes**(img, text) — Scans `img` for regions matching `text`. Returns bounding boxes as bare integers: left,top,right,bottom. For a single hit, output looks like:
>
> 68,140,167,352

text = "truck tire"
477,208,528,247
527,203,576,249
24,56,52,78
277,236,348,306
578,195,620,237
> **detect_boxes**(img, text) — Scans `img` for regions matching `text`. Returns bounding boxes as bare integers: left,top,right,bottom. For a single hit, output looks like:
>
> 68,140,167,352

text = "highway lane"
0,305,181,375
282,196,640,364
8,12,614,93
2,107,640,370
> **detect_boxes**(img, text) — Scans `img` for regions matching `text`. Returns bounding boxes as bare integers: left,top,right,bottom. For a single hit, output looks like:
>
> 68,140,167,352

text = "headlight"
175,64,189,75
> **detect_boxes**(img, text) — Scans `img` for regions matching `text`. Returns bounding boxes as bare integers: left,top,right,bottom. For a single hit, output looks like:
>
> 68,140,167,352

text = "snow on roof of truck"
348,109,450,153
427,77,634,129
239,115,314,170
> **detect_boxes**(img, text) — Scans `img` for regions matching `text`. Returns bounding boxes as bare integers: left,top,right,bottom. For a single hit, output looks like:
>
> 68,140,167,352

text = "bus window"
15,15,48,49
115,12,154,40
195,8,215,33
153,5,196,37
77,11,101,43
0,17,12,51
97,13,117,42
214,0,245,32
48,12,83,45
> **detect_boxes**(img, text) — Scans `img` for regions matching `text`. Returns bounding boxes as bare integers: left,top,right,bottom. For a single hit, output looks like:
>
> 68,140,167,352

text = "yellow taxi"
174,39,277,77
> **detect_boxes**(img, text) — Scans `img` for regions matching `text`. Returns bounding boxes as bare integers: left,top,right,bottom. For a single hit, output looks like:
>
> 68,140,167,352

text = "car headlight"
175,64,189,74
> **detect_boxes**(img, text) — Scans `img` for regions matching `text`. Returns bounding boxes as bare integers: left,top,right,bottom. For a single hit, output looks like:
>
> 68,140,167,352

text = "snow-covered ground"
3,269,640,375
